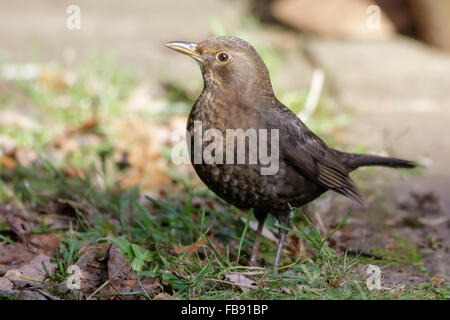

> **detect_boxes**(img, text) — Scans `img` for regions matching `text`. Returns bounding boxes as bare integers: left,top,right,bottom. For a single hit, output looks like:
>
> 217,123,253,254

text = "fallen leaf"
6,214,34,241
29,233,62,254
15,147,39,167
153,292,181,300
107,245,165,298
132,277,162,295
1,154,17,169
125,82,164,113
74,244,109,292
107,244,136,286
0,134,16,154
0,277,13,290
173,234,212,255
16,289,59,300
79,244,158,300
111,116,187,192
38,65,70,91
226,272,258,293
0,110,39,130
0,242,34,266
60,166,86,179
4,253,56,288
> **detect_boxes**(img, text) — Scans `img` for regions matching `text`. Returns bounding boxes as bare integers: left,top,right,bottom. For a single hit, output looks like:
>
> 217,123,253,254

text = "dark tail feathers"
334,150,417,172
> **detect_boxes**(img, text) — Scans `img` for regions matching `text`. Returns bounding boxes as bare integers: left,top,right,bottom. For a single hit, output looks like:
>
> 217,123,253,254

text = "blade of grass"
319,207,352,251
236,209,253,264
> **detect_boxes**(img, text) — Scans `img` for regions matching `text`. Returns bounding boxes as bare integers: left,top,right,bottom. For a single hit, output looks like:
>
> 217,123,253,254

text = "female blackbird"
166,36,415,268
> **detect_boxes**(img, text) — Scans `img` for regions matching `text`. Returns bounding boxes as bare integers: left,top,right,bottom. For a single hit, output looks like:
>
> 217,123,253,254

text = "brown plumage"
166,36,416,268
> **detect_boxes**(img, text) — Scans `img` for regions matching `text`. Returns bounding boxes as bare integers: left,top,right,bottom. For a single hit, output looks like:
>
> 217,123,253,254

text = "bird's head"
166,36,275,100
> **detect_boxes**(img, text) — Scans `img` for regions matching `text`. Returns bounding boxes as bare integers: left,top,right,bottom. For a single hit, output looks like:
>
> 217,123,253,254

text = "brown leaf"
0,110,38,130
0,277,13,290
60,166,86,179
101,245,156,299
107,244,136,285
153,292,181,300
72,118,98,135
16,289,60,300
29,233,62,254
74,244,109,292
131,277,162,295
1,154,17,169
3,253,56,288
38,66,69,91
15,147,39,167
173,234,212,255
0,134,16,155
226,272,258,293
6,214,34,240
111,116,180,192
0,242,34,266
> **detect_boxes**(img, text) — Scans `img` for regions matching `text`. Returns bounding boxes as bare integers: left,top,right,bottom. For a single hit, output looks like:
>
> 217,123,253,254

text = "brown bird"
166,36,415,268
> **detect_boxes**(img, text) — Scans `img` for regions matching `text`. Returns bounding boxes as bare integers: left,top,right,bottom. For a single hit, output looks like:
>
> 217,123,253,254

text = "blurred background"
0,0,448,299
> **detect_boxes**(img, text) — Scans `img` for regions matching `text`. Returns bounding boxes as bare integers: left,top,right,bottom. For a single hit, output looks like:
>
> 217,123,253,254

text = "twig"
204,278,259,290
86,262,129,300
339,246,383,260
298,69,325,122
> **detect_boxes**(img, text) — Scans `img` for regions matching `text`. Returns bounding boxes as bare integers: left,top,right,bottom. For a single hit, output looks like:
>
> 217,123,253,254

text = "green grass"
1,161,448,300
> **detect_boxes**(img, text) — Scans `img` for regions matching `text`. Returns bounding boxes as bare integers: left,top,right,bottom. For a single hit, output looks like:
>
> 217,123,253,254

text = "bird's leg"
250,217,265,267
273,228,288,269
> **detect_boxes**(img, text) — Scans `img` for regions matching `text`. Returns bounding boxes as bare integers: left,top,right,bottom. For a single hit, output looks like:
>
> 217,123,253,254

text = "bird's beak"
165,41,203,63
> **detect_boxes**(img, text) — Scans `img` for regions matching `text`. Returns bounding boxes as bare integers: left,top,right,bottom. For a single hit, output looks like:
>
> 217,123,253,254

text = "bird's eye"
216,52,229,63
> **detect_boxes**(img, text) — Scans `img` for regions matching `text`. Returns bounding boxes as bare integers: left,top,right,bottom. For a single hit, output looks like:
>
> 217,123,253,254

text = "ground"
0,0,448,300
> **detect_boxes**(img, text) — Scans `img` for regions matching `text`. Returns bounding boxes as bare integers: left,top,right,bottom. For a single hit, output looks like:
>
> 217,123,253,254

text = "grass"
0,51,448,300
1,160,448,300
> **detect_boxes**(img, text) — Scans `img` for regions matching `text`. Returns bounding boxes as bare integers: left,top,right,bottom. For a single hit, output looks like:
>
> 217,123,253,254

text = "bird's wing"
268,106,362,203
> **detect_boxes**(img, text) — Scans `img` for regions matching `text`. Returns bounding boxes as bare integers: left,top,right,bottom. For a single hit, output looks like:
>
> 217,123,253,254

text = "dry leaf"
29,233,62,254
74,244,109,292
1,154,17,169
153,292,181,300
111,115,192,192
0,277,14,290
226,272,257,293
15,147,39,167
0,134,16,154
16,289,59,300
107,244,136,286
60,167,86,179
6,214,34,240
0,110,39,130
0,243,34,266
173,234,212,255
3,253,56,288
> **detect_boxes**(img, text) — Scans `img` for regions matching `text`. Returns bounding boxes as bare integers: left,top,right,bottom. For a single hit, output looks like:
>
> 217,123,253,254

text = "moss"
372,239,422,265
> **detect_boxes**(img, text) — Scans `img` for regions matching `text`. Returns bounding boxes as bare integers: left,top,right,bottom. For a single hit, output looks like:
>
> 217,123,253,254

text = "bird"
166,36,416,268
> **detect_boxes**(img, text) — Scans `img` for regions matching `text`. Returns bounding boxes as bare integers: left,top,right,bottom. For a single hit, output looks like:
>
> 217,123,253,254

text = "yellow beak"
166,41,203,62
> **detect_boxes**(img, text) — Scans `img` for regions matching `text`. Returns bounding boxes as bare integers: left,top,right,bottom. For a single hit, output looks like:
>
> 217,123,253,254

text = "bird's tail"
334,150,417,172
